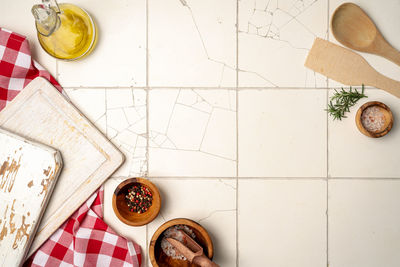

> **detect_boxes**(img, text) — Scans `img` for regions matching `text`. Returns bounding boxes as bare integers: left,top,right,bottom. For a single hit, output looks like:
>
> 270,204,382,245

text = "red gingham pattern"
0,27,62,111
0,28,142,266
24,186,142,267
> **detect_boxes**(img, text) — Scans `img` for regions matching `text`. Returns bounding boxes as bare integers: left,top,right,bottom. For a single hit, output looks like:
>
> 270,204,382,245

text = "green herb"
327,85,367,120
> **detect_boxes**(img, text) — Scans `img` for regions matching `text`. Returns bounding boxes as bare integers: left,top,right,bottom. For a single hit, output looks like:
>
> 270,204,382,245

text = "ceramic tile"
328,89,400,178
238,89,327,177
328,0,400,88
57,0,146,87
106,89,147,177
146,178,236,267
65,88,147,177
0,0,57,75
148,0,236,87
238,179,327,267
103,178,148,265
4,1,400,266
65,88,107,133
238,0,328,87
149,89,236,177
329,180,400,267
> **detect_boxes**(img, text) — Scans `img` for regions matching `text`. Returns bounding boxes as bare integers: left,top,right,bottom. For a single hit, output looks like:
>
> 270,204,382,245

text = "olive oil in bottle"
33,2,97,60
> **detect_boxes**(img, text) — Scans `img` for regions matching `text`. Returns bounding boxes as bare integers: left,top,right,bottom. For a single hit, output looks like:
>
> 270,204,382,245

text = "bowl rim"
112,177,161,226
149,218,214,267
355,101,393,138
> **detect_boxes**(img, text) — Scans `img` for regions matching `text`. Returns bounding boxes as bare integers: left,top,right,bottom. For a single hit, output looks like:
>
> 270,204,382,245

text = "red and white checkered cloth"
25,187,142,267
0,27,62,110
0,28,142,266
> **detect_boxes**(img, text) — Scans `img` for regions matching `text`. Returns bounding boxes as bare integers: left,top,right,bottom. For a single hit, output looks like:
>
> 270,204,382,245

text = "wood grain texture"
355,101,393,138
0,128,62,267
331,3,400,67
112,178,161,226
0,77,124,257
305,38,400,98
149,218,214,267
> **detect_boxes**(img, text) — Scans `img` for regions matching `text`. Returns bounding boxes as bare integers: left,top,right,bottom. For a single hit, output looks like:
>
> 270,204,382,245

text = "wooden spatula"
305,38,400,98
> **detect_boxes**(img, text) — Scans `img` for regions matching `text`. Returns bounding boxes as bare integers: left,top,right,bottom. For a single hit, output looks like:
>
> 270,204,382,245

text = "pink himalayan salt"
361,106,386,133
161,225,196,260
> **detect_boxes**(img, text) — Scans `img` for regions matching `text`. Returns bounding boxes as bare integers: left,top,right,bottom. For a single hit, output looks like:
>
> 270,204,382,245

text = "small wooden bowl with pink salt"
356,101,393,138
149,218,214,267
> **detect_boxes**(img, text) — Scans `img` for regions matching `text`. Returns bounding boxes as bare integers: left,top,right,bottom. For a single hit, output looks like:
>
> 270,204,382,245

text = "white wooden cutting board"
0,128,62,267
0,77,124,257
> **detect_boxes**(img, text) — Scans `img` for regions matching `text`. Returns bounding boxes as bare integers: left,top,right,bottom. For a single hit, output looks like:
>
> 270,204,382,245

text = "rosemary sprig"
327,85,367,120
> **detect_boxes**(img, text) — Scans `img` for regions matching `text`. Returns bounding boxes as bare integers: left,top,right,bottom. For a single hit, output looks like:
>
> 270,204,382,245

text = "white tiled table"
2,0,400,266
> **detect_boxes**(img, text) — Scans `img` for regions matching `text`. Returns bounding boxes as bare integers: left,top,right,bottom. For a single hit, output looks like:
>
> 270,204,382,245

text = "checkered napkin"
24,187,142,267
0,28,142,266
0,27,62,110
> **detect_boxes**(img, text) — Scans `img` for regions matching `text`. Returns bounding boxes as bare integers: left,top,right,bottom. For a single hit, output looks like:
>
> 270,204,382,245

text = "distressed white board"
0,77,124,257
0,128,62,267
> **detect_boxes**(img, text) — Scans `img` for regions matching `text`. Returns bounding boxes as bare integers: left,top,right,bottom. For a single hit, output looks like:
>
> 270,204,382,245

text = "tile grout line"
63,86,380,90
143,176,400,180
329,177,400,180
326,1,330,266
145,0,149,266
92,175,400,180
145,88,149,267
235,0,239,266
146,0,149,89
145,0,149,176
326,95,329,267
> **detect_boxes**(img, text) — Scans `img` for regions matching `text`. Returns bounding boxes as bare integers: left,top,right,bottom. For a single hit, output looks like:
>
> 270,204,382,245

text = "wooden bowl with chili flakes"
355,101,393,138
112,178,161,226
149,218,214,267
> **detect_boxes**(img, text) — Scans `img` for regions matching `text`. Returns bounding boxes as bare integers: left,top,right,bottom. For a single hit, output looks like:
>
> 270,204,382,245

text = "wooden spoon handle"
375,34,400,67
367,71,400,98
380,44,400,67
193,255,220,267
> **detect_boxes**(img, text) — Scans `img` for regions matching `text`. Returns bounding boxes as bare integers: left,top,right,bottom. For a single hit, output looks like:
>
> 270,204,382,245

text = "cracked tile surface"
238,0,328,87
4,0,400,266
148,0,237,87
65,88,147,177
149,89,237,177
147,178,236,267
106,89,147,177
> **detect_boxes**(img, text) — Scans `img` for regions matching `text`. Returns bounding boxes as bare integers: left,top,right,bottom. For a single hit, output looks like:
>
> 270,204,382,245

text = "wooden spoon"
331,3,400,67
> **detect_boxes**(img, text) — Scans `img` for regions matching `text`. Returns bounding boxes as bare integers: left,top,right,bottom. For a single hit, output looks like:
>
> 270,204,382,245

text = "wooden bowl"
112,178,161,226
355,101,393,138
149,218,214,267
